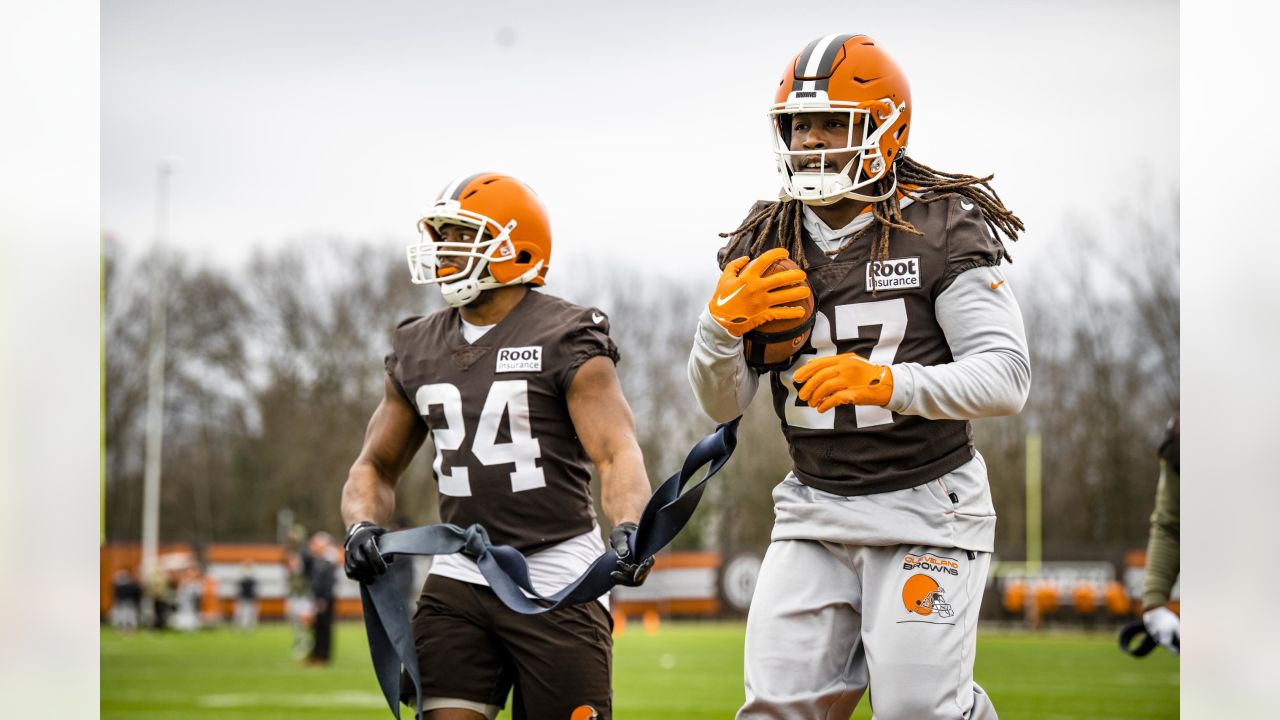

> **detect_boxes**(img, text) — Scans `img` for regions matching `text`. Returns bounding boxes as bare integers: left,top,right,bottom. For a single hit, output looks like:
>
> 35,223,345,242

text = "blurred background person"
233,561,260,632
108,568,141,633
283,525,315,659
283,552,314,660
171,566,203,632
1141,414,1180,655
144,566,175,631
303,531,338,666
200,569,222,627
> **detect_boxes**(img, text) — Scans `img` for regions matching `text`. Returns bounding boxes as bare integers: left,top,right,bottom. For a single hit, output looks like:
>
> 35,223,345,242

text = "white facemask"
770,95,905,204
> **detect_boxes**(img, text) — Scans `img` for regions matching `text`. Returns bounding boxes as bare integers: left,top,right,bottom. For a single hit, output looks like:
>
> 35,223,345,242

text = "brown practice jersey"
719,192,1006,496
385,290,619,553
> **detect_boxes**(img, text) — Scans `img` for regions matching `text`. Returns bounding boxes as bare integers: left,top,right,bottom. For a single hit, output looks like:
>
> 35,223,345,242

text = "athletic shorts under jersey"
385,290,619,554
401,575,613,719
718,192,1006,495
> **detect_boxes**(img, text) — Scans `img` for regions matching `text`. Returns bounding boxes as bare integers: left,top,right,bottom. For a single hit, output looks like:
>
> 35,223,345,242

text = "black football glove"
609,522,654,587
343,521,389,583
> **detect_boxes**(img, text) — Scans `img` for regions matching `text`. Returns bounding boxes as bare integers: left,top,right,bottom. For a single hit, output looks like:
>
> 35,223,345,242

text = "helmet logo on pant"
902,573,954,618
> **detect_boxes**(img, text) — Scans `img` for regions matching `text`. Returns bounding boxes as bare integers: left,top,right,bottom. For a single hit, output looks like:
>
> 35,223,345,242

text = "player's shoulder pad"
393,314,426,332
582,306,611,334
390,311,445,341
389,309,456,353
940,192,1003,274
716,199,779,270
531,292,621,376
528,292,612,336
385,315,430,405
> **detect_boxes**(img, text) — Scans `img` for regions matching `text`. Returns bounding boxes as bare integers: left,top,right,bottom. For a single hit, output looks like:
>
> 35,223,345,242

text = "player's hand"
609,522,654,587
793,352,894,411
708,247,811,337
1142,605,1180,655
343,521,389,583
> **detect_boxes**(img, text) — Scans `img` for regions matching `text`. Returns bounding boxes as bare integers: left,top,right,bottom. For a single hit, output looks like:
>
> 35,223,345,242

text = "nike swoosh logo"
990,279,1005,290
715,286,744,306
591,312,605,324
961,200,974,211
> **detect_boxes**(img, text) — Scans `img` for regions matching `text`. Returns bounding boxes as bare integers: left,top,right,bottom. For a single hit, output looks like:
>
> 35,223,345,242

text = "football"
742,256,815,371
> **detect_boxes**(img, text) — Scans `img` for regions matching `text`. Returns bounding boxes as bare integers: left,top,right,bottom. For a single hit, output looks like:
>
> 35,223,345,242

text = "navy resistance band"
360,417,740,719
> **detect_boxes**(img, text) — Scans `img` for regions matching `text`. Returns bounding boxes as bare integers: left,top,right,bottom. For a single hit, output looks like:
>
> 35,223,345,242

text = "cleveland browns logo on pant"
902,573,954,619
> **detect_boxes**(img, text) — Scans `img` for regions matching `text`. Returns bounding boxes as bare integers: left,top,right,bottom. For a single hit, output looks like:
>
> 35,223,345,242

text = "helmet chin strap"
441,277,482,307
439,259,545,308
794,176,897,206
510,261,544,285
835,181,897,204
783,151,896,206
798,193,847,207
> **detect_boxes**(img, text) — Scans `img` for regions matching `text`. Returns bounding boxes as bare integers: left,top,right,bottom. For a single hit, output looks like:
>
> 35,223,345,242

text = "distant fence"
99,543,746,621
101,543,1174,623
990,551,1180,622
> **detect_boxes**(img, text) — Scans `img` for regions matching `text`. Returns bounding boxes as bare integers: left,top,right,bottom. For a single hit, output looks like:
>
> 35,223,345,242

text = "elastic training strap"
742,310,816,345
742,293,819,373
1117,621,1160,658
360,418,741,719
743,311,816,372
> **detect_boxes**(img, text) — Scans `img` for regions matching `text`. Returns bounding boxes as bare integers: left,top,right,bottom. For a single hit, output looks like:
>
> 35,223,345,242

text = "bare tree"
238,239,444,537
978,191,1179,560
104,190,1176,562
103,239,252,544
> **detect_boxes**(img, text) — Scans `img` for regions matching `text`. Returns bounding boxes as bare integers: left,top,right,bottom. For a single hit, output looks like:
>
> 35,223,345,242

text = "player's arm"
884,265,1031,419
1141,458,1181,653
566,355,655,586
567,355,650,525
688,309,761,422
1142,459,1180,611
339,374,427,581
794,266,1030,416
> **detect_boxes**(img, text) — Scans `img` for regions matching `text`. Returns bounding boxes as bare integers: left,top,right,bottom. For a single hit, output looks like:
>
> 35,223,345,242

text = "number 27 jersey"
385,290,619,554
724,192,1006,496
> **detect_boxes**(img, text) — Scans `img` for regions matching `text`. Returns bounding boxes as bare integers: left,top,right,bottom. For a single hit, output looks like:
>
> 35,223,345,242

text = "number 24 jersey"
385,290,619,554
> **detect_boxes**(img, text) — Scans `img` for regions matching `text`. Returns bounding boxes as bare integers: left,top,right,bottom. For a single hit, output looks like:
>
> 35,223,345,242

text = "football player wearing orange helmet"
341,172,653,720
688,35,1030,719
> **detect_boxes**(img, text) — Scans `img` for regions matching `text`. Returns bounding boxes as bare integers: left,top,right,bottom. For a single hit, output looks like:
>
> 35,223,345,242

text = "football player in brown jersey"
340,172,654,720
689,35,1031,719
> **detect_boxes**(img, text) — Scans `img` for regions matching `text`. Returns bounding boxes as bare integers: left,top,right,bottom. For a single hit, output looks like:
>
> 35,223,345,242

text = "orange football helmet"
408,172,552,307
901,574,954,618
770,34,912,204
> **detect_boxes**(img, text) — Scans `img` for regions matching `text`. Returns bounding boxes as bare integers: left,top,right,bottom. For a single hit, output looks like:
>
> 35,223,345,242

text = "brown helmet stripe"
791,33,855,93
790,36,826,92
437,172,489,201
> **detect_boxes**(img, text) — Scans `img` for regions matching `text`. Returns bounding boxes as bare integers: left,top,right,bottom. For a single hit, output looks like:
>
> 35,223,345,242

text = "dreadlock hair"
719,155,1025,279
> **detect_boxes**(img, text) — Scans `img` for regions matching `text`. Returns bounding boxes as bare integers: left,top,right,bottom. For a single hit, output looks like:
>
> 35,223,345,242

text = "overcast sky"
102,0,1176,285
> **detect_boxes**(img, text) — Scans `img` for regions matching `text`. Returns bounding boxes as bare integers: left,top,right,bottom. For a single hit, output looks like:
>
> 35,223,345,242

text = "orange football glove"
708,247,811,337
793,352,894,412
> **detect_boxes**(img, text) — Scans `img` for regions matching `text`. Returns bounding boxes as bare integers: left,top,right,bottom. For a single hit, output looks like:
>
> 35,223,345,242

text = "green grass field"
102,621,1177,719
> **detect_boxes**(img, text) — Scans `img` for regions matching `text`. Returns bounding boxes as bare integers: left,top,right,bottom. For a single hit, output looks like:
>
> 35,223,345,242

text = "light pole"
1025,415,1042,576
140,161,173,590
